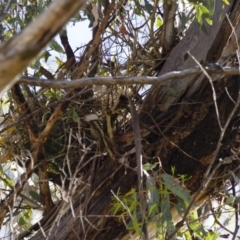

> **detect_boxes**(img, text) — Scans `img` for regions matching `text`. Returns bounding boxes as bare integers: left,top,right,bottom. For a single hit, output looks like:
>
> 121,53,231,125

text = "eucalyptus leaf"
29,190,40,203
188,210,207,238
161,173,191,202
51,39,65,54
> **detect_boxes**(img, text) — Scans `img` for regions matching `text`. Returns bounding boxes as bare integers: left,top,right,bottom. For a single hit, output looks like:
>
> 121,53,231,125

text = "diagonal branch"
11,84,39,142
0,0,86,95
75,1,115,78
39,66,55,79
59,29,76,72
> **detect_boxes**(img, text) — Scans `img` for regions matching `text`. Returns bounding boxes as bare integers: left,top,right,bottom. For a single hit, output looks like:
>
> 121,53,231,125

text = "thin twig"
188,52,222,130
209,200,234,235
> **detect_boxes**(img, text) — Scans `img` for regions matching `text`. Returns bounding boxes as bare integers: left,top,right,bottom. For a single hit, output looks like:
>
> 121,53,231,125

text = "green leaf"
195,4,210,25
205,17,212,25
133,0,143,16
148,203,157,216
171,166,176,176
87,13,95,28
50,40,65,54
72,109,78,123
175,197,188,217
222,0,230,5
146,174,159,217
188,210,207,238
182,230,191,240
205,231,220,240
226,195,235,205
194,3,213,27
112,201,122,215
195,5,203,25
31,58,41,69
161,195,175,237
6,16,17,24
5,30,13,38
55,56,64,66
207,0,215,16
129,198,137,212
131,215,142,237
143,162,157,171
55,90,63,100
198,4,210,15
18,216,26,226
29,190,40,203
146,176,159,202
5,176,14,188
23,208,32,218
13,210,22,217
18,209,31,229
155,15,163,28
161,173,191,202
40,51,51,62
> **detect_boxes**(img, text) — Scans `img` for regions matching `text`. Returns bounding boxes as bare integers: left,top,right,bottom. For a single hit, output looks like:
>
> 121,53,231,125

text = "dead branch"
19,65,240,89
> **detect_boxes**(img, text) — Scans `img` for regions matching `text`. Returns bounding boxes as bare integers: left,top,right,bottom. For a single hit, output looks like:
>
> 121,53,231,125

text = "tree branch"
19,65,240,89
59,29,76,71
0,0,86,95
75,1,115,78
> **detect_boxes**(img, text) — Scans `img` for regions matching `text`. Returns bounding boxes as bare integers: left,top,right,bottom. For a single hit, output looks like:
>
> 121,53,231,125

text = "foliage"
111,170,221,239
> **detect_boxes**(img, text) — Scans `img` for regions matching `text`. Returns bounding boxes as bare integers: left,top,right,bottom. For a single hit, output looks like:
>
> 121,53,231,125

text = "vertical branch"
161,1,178,52
128,97,148,239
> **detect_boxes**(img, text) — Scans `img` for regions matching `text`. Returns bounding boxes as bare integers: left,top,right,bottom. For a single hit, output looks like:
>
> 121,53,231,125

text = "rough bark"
140,1,240,120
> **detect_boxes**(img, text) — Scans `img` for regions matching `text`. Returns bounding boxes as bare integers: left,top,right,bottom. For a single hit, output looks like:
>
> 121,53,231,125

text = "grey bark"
140,1,236,117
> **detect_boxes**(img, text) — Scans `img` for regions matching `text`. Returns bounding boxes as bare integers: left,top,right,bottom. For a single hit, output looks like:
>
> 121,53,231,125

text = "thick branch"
0,0,86,95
